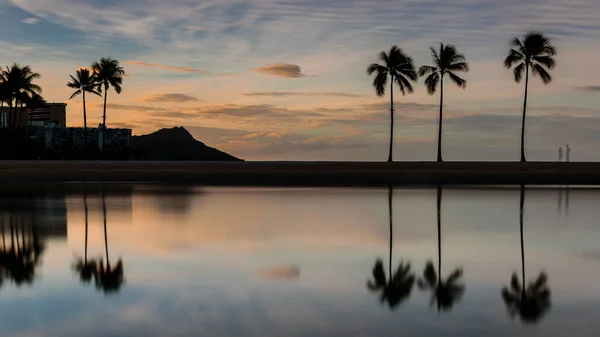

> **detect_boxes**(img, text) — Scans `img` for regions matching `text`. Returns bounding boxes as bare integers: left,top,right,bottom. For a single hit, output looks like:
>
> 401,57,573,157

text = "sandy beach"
0,161,598,186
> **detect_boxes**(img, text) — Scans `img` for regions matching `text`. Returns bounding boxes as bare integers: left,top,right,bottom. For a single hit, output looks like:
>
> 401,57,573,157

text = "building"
28,122,132,153
29,103,67,126
97,124,132,150
0,106,29,128
1,102,67,128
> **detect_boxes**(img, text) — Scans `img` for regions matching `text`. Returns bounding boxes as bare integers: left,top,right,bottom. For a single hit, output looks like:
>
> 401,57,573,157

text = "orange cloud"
126,61,208,74
254,64,306,78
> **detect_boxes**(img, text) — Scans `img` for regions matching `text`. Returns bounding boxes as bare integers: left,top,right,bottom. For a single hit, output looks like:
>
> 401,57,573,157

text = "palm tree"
418,186,465,311
504,33,556,162
0,64,42,129
501,185,551,323
367,186,415,309
67,69,101,150
367,46,417,162
419,44,469,162
91,58,125,153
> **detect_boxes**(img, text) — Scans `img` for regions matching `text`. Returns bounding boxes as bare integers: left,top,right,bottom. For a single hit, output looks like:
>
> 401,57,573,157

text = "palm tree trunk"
1,101,4,128
102,189,109,266
83,91,88,154
437,185,442,281
520,185,526,295
437,76,444,162
388,76,394,162
520,64,529,163
84,190,89,263
102,87,108,155
388,185,393,278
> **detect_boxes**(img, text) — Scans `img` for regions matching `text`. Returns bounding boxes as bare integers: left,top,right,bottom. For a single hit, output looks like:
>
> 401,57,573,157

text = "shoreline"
0,161,599,186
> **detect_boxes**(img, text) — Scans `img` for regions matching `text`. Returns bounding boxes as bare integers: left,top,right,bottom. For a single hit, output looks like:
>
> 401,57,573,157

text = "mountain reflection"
418,186,465,312
502,185,551,324
367,186,415,310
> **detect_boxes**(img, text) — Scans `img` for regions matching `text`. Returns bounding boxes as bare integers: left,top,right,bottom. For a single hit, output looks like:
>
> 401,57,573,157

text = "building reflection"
367,186,416,310
502,185,551,324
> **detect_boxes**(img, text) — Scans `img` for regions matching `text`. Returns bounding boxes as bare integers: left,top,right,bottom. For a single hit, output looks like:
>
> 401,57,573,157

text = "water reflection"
501,185,552,324
71,187,125,293
0,195,54,287
367,186,416,310
418,186,465,312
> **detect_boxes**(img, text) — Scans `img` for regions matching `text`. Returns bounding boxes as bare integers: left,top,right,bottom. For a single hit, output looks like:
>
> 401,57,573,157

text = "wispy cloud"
143,93,200,103
21,17,39,24
104,103,166,112
254,64,306,78
575,86,600,93
241,91,363,98
126,61,208,74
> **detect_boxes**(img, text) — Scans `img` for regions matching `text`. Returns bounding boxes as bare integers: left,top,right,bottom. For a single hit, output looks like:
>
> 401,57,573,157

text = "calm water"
1,184,599,336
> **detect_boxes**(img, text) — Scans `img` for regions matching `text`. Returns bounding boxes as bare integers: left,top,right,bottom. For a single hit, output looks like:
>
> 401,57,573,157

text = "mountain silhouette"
132,127,242,161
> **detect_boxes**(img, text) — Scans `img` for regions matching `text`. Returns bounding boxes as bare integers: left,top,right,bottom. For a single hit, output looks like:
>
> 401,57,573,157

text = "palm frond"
379,50,390,65
367,63,385,75
532,55,556,69
504,49,524,68
447,71,467,88
424,72,440,95
373,71,388,96
513,62,525,83
510,273,521,292
418,65,437,77
430,46,440,65
531,64,552,84
396,74,414,94
447,61,469,72
69,90,82,99
511,37,525,51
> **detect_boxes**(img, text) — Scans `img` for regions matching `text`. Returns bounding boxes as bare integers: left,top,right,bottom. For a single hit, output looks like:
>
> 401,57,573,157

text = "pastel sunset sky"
1,0,599,160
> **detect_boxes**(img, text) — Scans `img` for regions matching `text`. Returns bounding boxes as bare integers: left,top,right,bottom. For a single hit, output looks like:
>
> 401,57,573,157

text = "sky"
1,0,600,161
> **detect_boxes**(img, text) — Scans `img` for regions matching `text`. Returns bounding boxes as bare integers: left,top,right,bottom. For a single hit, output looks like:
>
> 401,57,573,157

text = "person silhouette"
565,145,571,162
558,147,563,162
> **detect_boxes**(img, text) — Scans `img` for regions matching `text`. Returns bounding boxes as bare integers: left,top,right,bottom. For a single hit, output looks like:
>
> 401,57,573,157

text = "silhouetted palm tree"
367,46,417,162
94,189,124,293
367,186,415,309
0,64,42,129
67,69,101,150
91,58,125,153
501,185,551,323
419,44,469,162
504,33,556,162
418,186,465,311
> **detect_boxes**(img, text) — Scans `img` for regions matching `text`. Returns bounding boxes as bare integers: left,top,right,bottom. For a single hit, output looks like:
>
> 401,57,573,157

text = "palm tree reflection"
367,186,415,310
73,188,125,294
94,188,124,293
418,186,465,312
74,191,97,283
501,185,551,323
0,211,46,286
